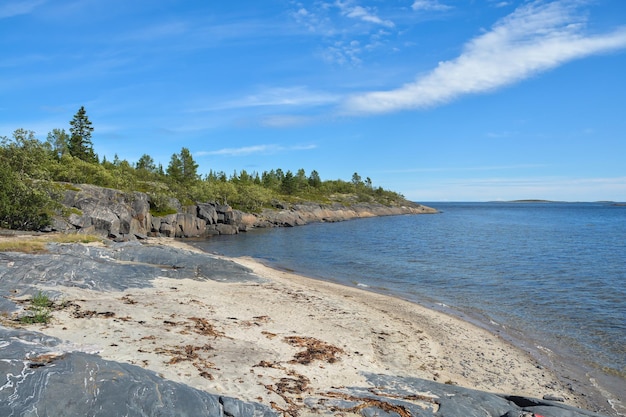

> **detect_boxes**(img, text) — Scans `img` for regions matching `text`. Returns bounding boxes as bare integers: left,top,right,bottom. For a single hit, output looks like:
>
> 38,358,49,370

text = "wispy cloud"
196,144,317,157
344,1,626,114
336,1,394,28
198,87,340,112
0,0,45,19
411,0,451,12
491,1,513,8
289,2,396,66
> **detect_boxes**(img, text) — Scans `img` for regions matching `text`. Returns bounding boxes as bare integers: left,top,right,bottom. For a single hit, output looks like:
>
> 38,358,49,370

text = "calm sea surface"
191,202,626,412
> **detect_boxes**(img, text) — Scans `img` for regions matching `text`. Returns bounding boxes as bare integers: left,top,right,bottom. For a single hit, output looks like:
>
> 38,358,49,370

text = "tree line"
1,107,406,230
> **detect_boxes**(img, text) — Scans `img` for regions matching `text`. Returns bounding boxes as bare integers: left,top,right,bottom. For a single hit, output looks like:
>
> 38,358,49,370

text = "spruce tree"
68,106,97,163
167,147,198,184
179,147,199,183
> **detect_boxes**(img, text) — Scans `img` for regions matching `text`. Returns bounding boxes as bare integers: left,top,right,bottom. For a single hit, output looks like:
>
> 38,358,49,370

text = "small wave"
536,345,553,353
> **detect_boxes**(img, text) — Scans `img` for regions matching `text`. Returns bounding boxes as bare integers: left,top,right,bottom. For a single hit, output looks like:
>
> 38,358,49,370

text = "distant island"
507,199,556,203
495,200,623,204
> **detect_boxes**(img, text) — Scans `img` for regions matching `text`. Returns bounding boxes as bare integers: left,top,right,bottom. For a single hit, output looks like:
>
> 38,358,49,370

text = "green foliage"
20,291,53,324
47,128,70,159
69,106,97,163
167,147,198,185
308,170,322,188
0,163,56,230
148,192,178,217
50,154,116,187
281,170,296,195
20,309,52,324
32,291,53,308
1,129,54,180
1,113,412,229
136,154,157,173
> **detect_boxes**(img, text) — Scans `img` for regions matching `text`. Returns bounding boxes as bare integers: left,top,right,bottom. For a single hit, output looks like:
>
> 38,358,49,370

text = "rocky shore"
0,237,613,417
49,183,438,239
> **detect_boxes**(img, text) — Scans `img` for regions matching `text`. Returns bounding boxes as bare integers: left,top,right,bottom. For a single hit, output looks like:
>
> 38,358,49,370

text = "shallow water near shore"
191,202,626,415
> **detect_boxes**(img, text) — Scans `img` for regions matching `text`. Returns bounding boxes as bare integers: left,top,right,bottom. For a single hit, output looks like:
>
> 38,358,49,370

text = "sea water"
191,202,626,414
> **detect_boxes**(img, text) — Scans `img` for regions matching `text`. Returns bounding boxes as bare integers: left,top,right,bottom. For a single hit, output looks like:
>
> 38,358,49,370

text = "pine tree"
136,154,157,173
68,106,97,163
281,170,296,194
166,153,183,182
166,147,198,184
308,170,322,188
179,147,199,183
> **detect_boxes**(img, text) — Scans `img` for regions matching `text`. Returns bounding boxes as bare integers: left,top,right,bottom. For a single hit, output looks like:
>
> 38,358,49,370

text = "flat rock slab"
0,327,276,417
0,241,258,312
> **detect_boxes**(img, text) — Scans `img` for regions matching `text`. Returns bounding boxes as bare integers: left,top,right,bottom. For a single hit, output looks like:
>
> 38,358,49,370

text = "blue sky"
2,0,625,201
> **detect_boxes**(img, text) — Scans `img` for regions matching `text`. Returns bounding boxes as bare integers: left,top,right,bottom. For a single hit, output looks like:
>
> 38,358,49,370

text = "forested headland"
1,107,409,231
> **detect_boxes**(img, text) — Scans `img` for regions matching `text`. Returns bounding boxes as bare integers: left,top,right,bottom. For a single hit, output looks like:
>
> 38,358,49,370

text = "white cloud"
196,144,316,157
289,1,397,66
411,0,451,12
0,0,45,19
202,87,340,111
344,1,626,114
336,1,394,28
322,40,363,65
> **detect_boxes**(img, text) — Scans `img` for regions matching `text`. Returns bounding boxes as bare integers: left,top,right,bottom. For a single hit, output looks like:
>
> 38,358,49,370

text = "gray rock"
216,223,239,235
50,183,438,238
0,241,259,302
174,212,207,237
0,327,276,417
198,203,219,224
544,394,567,402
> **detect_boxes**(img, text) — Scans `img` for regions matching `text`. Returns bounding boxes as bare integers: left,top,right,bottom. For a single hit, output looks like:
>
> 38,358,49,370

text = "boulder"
174,213,207,238
216,223,239,235
197,203,219,224
58,184,152,238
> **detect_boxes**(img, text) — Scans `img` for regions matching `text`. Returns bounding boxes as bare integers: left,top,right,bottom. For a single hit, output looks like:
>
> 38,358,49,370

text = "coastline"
27,237,596,415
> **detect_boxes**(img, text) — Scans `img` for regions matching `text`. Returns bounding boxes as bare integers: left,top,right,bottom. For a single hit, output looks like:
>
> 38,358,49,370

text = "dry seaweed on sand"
284,335,344,364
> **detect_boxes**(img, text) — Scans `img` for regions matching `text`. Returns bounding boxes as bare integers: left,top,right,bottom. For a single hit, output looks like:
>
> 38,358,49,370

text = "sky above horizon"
2,0,625,202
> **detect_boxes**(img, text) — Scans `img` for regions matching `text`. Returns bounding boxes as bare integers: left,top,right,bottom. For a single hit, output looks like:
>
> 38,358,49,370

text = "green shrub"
0,165,55,230
20,291,53,324
31,291,53,308
148,192,178,217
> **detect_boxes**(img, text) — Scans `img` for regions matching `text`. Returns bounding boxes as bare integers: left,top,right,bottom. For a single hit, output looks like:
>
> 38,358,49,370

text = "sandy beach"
22,237,586,415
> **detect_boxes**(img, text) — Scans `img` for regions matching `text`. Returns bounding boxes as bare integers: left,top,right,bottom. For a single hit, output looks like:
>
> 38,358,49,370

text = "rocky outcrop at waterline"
48,184,437,239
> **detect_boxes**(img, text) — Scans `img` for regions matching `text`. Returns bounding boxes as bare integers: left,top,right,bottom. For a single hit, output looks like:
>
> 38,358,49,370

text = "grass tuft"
0,240,47,253
20,291,53,324
0,233,102,254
